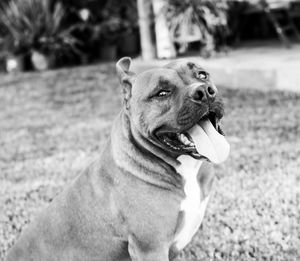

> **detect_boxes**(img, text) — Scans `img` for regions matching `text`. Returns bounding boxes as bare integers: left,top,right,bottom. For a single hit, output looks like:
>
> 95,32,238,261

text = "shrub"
0,0,81,63
161,0,229,55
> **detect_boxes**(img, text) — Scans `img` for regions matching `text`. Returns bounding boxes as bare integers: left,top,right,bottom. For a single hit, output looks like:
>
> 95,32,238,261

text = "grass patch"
0,64,300,260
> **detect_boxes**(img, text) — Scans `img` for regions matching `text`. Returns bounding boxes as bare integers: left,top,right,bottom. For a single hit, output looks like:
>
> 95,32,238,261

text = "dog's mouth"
157,112,221,157
155,112,229,163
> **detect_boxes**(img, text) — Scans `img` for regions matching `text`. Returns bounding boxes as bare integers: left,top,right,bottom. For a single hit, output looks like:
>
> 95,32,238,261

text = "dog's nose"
190,84,217,103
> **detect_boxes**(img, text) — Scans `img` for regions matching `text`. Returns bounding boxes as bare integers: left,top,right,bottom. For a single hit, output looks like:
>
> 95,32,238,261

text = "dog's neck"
111,111,184,190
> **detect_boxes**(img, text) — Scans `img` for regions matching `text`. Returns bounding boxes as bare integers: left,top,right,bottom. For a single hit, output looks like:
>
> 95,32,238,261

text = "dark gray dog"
6,58,229,261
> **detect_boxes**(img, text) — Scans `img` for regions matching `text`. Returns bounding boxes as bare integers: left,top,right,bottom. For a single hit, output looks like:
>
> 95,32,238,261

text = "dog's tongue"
187,120,230,164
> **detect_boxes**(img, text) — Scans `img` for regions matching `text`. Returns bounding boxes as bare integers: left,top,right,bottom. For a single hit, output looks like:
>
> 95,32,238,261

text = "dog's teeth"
179,134,192,146
164,138,180,150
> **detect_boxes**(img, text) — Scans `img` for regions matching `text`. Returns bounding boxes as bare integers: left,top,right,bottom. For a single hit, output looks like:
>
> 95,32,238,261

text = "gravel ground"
0,63,300,261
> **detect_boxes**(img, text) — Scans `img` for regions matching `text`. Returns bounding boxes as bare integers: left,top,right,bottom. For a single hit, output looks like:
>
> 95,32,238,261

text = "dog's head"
116,57,227,162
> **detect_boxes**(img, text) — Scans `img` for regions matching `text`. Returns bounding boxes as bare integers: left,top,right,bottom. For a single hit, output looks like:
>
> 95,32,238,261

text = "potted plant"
161,0,229,57
0,0,82,71
0,1,32,72
97,16,123,61
117,24,139,57
116,1,140,56
30,1,83,70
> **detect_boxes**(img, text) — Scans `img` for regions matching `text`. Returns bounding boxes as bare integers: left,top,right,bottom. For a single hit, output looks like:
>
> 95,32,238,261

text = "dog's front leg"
128,234,169,261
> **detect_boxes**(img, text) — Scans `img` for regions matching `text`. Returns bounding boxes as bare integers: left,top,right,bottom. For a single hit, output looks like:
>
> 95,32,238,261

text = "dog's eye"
196,71,208,80
156,90,170,97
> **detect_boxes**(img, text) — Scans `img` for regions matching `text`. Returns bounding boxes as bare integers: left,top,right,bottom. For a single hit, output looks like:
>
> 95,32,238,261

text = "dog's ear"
116,57,136,110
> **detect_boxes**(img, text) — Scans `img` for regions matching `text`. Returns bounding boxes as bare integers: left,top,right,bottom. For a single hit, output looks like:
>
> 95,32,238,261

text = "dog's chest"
173,156,210,251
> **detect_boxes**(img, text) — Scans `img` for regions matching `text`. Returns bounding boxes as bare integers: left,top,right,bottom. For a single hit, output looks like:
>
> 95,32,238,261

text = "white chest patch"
173,155,210,251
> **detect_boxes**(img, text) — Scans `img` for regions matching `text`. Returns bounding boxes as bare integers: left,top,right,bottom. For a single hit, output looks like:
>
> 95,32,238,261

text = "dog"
5,57,230,261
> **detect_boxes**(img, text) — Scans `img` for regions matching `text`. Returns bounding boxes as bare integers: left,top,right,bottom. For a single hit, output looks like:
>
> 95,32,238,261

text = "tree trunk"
137,0,156,60
152,0,176,59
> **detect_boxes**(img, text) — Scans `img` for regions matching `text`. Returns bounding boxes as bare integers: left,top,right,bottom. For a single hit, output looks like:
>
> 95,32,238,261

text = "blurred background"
0,0,300,70
0,0,300,260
